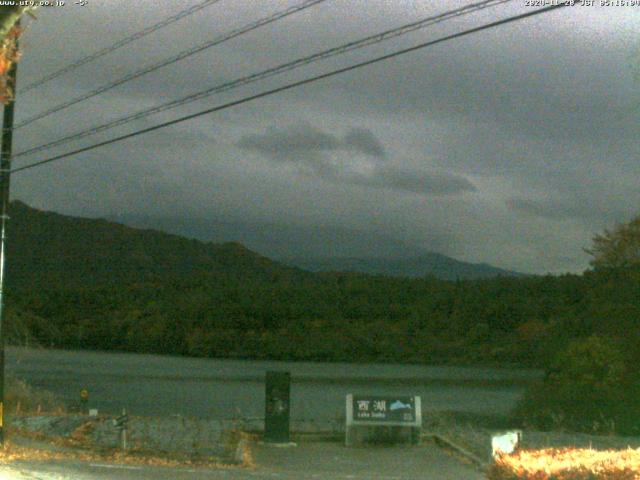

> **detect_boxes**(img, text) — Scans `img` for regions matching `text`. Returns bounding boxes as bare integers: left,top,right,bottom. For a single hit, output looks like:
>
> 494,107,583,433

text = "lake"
6,347,540,422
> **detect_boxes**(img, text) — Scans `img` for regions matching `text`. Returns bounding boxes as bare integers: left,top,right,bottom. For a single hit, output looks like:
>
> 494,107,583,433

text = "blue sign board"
351,395,416,423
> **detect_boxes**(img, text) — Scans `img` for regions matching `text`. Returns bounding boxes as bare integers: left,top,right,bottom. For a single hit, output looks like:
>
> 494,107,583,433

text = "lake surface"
6,347,540,422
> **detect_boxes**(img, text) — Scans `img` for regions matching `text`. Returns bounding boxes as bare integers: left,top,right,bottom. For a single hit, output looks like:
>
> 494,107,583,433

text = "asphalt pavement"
1,440,484,479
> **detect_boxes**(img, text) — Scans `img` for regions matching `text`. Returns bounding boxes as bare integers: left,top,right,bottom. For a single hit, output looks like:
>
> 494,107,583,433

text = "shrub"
5,375,64,414
515,335,640,434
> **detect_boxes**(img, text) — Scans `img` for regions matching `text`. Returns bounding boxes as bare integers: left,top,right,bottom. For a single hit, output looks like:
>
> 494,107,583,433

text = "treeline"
5,200,640,370
7,265,640,368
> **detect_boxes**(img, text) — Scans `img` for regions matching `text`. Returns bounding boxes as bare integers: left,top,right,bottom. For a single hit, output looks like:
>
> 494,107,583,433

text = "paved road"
1,441,484,479
7,346,531,421
249,441,484,479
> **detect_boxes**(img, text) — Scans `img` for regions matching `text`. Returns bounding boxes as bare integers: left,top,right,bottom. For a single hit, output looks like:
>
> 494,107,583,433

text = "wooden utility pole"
0,32,17,446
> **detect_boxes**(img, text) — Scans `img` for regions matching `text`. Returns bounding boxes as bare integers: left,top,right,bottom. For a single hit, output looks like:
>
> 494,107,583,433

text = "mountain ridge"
6,200,305,289
282,255,522,280
111,212,521,280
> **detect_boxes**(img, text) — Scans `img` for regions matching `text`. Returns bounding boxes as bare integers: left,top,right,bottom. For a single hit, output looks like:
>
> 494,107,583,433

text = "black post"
264,371,290,443
0,36,18,446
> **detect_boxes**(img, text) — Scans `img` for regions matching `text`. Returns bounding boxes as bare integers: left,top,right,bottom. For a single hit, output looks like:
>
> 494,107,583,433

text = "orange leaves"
0,434,229,469
0,24,22,104
489,448,640,480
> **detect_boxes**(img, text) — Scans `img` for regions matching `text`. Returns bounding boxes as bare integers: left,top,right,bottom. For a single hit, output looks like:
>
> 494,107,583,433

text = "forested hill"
6,200,304,288
4,201,639,369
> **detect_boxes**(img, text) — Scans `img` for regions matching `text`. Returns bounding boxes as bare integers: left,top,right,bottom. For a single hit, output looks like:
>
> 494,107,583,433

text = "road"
1,441,484,479
7,346,533,421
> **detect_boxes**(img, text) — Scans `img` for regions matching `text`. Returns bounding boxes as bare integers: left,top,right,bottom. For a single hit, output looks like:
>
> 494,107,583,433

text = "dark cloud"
506,198,573,222
237,125,340,160
357,166,476,196
507,188,639,228
9,2,639,274
237,124,385,160
343,128,385,158
238,125,471,196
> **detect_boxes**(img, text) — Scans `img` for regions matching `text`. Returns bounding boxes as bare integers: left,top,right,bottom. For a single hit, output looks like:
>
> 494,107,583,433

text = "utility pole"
0,32,18,446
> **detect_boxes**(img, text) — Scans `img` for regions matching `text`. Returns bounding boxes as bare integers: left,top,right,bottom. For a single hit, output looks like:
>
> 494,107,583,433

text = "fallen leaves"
489,447,640,480
0,430,238,470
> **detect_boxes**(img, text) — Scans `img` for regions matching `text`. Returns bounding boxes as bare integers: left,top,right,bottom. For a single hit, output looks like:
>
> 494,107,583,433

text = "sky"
8,0,640,274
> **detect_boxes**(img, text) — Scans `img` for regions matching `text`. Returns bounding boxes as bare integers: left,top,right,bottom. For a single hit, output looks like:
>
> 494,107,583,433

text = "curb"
292,432,343,442
423,433,489,470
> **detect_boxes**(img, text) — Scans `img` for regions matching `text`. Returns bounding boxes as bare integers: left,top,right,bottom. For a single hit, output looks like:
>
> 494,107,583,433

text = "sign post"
345,394,422,446
113,408,129,451
264,371,290,443
79,389,89,414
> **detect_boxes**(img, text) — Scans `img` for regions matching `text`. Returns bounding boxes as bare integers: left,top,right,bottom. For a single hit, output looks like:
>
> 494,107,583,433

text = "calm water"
6,347,540,421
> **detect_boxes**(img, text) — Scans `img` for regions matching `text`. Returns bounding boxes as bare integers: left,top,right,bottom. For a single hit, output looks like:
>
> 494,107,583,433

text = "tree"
585,215,640,269
0,6,30,104
515,335,638,433
0,7,25,39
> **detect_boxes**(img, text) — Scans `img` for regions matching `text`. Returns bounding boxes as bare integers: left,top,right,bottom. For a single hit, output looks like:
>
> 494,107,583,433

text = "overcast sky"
9,0,640,274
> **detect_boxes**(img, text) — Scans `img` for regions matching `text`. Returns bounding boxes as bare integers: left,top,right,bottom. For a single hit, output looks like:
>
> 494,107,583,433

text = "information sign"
345,394,422,446
351,395,416,423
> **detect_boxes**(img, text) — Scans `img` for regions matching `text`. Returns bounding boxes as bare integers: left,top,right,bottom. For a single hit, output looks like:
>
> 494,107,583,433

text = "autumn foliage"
488,448,640,480
586,215,640,270
0,24,21,104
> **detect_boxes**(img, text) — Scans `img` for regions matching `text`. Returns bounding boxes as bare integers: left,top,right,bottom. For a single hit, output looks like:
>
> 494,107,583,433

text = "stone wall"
9,414,243,460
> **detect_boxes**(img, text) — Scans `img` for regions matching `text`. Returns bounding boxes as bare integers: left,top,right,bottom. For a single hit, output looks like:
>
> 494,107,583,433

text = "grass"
5,375,65,414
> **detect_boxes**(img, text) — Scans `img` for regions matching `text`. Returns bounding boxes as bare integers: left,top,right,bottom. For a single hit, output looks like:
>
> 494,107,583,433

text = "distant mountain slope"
283,256,521,280
5,201,521,292
7,201,303,289
112,214,522,280
111,214,428,259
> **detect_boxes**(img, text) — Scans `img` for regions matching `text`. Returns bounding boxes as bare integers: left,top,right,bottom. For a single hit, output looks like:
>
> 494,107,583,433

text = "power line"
13,0,512,160
11,3,571,175
19,0,225,94
15,0,329,129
